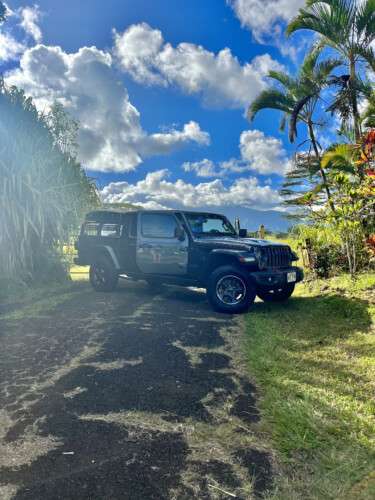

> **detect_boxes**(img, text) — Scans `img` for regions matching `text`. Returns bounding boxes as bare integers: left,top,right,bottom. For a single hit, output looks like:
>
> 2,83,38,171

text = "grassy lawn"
245,273,375,499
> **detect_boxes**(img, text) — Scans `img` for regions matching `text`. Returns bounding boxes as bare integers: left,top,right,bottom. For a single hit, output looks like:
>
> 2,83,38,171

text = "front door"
136,212,188,275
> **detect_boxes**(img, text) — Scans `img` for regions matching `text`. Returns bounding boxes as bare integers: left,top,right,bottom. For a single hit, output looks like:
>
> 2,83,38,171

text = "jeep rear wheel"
257,283,295,302
207,266,256,313
89,258,118,292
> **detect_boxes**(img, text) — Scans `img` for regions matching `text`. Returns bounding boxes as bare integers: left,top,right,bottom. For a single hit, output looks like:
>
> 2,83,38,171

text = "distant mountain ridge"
195,206,293,233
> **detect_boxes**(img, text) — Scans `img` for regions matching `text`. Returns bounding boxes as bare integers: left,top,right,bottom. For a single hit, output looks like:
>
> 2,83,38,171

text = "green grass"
245,273,375,499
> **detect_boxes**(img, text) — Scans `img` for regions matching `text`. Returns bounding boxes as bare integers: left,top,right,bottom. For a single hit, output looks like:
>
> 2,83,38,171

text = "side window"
83,222,100,236
124,213,137,239
100,224,121,238
141,214,178,239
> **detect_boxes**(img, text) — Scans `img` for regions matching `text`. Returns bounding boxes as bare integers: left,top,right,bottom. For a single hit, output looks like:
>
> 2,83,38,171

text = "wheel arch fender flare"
206,249,250,276
93,245,120,270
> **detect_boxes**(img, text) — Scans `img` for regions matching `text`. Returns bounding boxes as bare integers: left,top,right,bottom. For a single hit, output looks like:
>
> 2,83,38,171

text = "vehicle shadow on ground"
0,281,273,499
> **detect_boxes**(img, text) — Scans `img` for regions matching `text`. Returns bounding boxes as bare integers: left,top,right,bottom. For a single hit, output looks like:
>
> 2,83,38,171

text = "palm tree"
249,46,341,210
287,0,375,142
0,2,6,23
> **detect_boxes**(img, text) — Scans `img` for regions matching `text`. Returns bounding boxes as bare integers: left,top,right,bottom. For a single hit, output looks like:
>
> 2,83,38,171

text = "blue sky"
1,0,313,213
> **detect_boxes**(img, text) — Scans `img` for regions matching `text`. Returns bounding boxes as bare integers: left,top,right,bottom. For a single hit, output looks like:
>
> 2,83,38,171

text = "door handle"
139,243,153,249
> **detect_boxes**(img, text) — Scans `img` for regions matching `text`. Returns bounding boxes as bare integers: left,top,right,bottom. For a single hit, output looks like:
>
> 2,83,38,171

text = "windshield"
184,213,237,237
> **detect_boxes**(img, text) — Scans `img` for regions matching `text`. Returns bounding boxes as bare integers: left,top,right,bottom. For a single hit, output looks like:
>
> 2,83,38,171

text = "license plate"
287,271,297,283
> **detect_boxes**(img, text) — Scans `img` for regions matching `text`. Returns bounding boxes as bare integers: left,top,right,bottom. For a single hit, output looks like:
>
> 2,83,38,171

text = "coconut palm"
287,0,375,141
249,46,341,209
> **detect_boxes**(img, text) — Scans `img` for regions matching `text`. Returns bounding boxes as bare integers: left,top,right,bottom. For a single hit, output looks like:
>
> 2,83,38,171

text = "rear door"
136,212,188,275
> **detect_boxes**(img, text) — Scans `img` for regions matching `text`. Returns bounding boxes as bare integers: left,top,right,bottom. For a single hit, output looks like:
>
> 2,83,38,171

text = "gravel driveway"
0,280,273,499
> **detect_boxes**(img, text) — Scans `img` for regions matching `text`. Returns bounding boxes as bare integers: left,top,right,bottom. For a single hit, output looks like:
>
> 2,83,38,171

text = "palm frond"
267,70,295,90
301,44,323,77
355,45,375,72
289,95,313,142
321,143,355,173
314,58,344,83
355,0,375,43
287,0,355,52
279,113,288,132
247,89,294,121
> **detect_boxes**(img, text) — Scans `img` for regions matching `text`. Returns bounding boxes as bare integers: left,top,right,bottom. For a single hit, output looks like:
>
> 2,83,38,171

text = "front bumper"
250,266,304,289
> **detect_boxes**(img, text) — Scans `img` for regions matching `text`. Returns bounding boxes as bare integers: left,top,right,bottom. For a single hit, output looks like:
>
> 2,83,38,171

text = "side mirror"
239,229,247,238
175,226,186,241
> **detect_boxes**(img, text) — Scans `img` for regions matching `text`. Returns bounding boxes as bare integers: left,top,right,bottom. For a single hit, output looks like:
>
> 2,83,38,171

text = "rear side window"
100,224,122,238
83,222,100,236
128,213,137,238
141,214,177,238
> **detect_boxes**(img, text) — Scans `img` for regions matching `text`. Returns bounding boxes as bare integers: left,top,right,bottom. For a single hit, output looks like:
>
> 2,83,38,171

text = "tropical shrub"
0,82,99,284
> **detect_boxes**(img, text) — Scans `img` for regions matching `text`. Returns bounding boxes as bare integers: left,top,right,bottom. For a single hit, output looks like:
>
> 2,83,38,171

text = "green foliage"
293,223,346,276
324,172,374,275
0,2,6,23
361,91,375,129
287,0,375,141
0,82,99,284
248,45,341,211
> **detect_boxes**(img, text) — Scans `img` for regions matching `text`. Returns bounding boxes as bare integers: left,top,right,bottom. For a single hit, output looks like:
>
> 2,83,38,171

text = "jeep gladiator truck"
75,209,303,313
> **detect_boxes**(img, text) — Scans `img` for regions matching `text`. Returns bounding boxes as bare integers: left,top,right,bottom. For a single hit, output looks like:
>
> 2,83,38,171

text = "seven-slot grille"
263,246,291,268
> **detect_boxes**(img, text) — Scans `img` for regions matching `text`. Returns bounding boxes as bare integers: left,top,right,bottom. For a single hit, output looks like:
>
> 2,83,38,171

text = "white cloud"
239,130,291,175
101,169,282,210
0,31,25,61
0,4,43,62
20,5,42,42
182,159,225,178
227,0,305,42
5,44,209,172
114,23,283,109
183,129,291,178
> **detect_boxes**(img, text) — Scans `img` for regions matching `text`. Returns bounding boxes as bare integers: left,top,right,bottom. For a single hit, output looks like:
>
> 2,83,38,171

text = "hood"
194,236,289,250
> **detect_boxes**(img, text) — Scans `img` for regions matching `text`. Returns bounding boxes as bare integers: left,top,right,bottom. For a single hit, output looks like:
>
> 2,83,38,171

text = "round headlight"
254,247,262,260
254,247,267,269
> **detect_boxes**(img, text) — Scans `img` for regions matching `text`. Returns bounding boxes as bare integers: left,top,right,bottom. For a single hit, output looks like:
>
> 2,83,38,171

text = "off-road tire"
207,265,256,314
89,257,119,292
257,283,295,302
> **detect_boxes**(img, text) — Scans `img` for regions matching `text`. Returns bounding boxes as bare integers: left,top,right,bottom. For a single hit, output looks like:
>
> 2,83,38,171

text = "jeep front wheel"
207,266,256,313
257,283,295,302
89,258,119,292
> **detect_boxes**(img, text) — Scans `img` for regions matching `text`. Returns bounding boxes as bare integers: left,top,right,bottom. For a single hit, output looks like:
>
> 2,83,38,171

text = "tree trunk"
307,120,335,212
349,57,361,144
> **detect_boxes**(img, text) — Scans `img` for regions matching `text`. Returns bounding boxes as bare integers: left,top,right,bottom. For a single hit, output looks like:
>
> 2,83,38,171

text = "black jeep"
75,209,303,313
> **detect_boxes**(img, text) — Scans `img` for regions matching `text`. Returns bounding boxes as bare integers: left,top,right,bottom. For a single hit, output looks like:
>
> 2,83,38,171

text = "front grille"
263,246,291,268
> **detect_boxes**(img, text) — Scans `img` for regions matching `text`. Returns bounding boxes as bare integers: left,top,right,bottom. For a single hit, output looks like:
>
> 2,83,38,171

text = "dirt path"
0,280,274,499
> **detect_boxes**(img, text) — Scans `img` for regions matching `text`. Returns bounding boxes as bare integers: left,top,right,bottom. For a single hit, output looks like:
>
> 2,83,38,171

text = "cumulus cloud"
101,169,282,210
114,23,283,109
239,130,291,175
0,4,43,62
182,159,225,178
20,5,42,42
183,129,291,178
0,31,25,61
227,0,305,42
5,44,209,172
